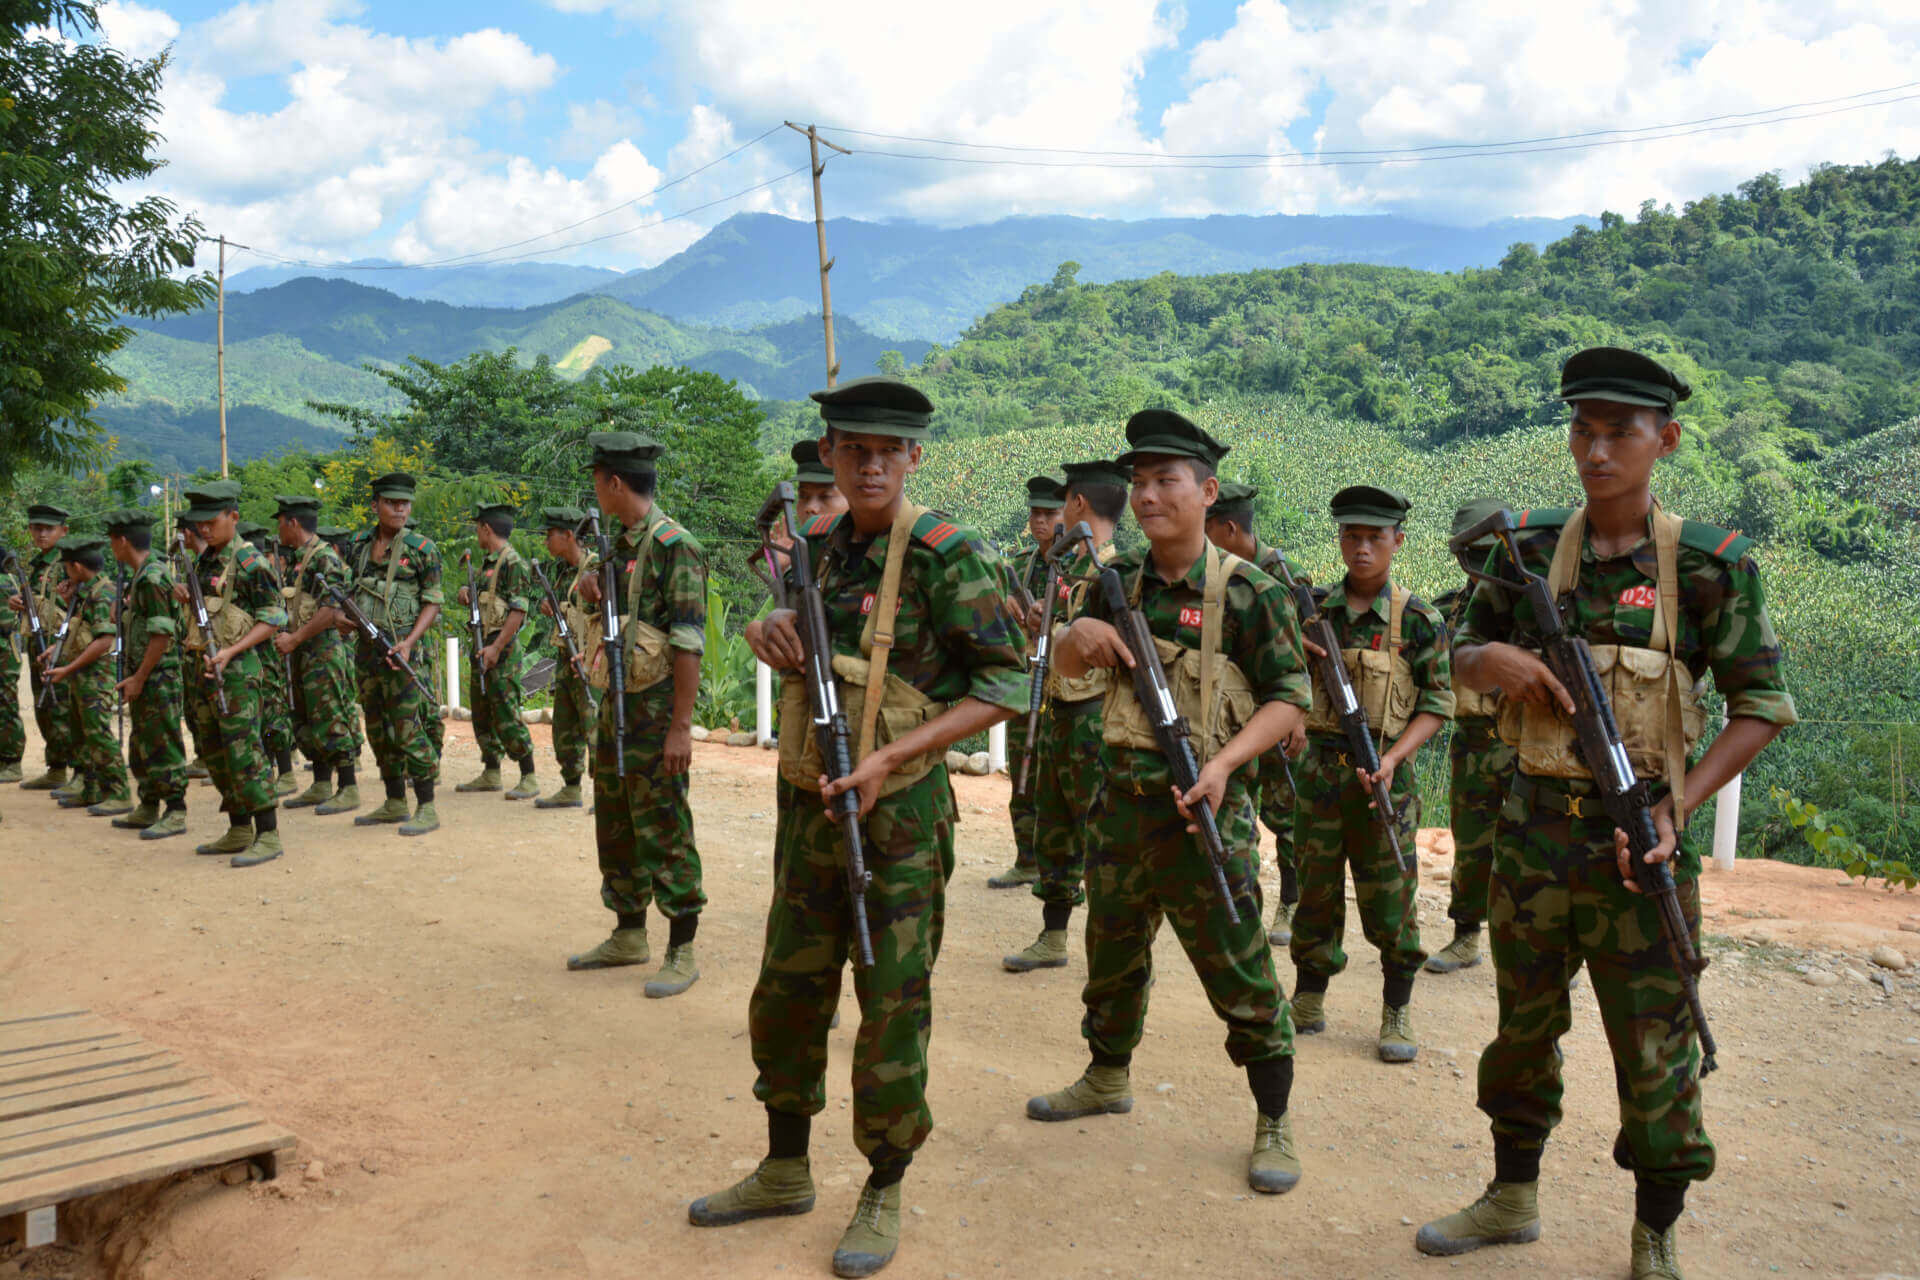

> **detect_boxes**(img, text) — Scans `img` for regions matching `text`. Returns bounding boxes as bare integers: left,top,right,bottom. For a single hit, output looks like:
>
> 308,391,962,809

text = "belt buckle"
1566,795,1585,819
1337,751,1350,769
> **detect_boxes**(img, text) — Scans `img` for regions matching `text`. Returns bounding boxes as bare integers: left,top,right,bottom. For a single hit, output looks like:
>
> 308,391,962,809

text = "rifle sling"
854,501,926,764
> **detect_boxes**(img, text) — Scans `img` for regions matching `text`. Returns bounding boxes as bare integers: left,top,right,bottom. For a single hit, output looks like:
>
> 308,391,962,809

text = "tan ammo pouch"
1046,627,1113,704
282,540,326,630
1454,681,1502,720
1303,585,1416,740
181,551,256,652
58,592,94,663
354,538,420,636
1101,546,1257,764
478,551,512,631
778,502,946,798
586,515,673,693
1499,505,1707,825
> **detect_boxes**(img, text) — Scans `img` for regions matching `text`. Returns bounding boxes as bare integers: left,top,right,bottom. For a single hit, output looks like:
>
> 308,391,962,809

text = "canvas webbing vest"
585,511,673,694
354,533,424,636
1304,583,1417,742
478,546,518,632
58,577,102,663
1045,540,1116,705
181,543,257,652
282,537,329,632
561,556,595,658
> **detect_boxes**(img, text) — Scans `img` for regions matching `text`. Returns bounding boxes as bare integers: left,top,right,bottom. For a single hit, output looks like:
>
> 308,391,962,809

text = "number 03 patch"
1177,606,1204,628
1618,584,1657,610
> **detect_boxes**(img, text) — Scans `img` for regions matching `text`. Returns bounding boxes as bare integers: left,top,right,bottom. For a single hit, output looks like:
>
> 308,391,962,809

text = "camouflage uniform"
251,540,296,768
1002,545,1050,872
60,572,129,801
1027,537,1115,911
1433,587,1514,932
285,536,364,770
1077,546,1309,1068
471,542,534,768
27,549,73,771
547,553,597,785
0,571,23,769
1251,544,1311,894
123,554,186,809
750,508,1026,1163
183,539,286,819
593,510,707,921
1459,507,1797,1190
347,525,445,786
1290,577,1452,995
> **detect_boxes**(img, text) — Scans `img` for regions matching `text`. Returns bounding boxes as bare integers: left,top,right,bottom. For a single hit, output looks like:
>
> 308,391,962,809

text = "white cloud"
97,1,179,58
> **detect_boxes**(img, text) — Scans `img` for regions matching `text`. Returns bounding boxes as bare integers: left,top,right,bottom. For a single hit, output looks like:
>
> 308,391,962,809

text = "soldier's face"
544,528,576,558
795,481,847,522
109,534,136,567
28,524,63,552
1338,523,1404,581
277,515,304,545
1569,399,1679,504
1204,515,1255,560
1027,507,1056,546
195,511,236,548
824,431,921,521
1129,457,1216,545
375,497,411,533
63,560,86,584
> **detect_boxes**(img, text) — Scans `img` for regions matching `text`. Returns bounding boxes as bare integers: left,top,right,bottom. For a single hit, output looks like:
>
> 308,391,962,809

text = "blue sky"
97,0,1920,271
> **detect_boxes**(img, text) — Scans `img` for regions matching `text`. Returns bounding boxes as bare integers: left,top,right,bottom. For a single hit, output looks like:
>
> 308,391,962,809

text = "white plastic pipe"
1711,770,1743,872
988,721,1007,774
755,660,774,745
446,636,460,712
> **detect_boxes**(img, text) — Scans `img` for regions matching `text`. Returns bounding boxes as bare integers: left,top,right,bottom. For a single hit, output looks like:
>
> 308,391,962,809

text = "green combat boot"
566,928,650,971
1379,1005,1418,1063
20,765,68,791
1630,1219,1685,1279
58,783,102,809
1026,1064,1133,1122
832,1179,901,1279
185,757,210,780
112,801,159,830
505,774,539,801
986,861,1038,889
232,831,283,868
352,794,409,825
1292,990,1326,1035
139,810,187,841
1248,1112,1302,1194
315,784,361,816
52,776,88,804
686,1156,815,1227
644,945,700,998
455,766,502,793
195,822,255,856
398,802,440,836
0,761,23,783
284,777,335,809
1267,900,1295,947
87,789,135,817
274,771,300,797
1425,928,1483,974
1003,929,1069,973
1414,1181,1541,1256
535,782,583,810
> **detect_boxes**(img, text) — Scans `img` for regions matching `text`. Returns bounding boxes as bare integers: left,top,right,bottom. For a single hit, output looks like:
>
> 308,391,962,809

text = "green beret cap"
274,493,320,517
1559,346,1690,414
584,431,663,473
1451,498,1510,546
25,504,70,526
789,439,835,485
318,525,351,547
810,376,934,440
181,479,244,522
1061,459,1132,492
56,533,105,559
473,501,516,521
540,505,586,531
1117,409,1230,467
1025,475,1067,509
236,520,270,541
370,471,417,499
1213,481,1259,507
1330,484,1411,527
103,508,157,534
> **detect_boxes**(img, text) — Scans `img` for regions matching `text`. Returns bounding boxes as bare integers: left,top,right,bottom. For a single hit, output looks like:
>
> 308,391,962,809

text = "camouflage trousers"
1289,736,1427,985
1029,700,1103,907
0,639,24,764
64,661,128,797
549,663,593,784
291,633,362,770
471,632,532,765
751,766,956,1162
357,637,440,783
29,655,71,769
128,661,186,806
259,639,294,761
1082,773,1291,1066
1446,717,1515,928
1477,774,1715,1186
185,647,274,817
1256,750,1299,895
593,677,703,918
1005,710,1039,868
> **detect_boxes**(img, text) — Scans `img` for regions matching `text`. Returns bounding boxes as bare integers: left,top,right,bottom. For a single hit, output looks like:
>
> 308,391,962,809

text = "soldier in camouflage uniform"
240,519,300,797
564,434,709,998
104,509,188,839
177,481,291,868
455,502,539,800
533,506,594,809
1204,480,1314,946
1289,485,1451,1063
173,520,214,782
1002,458,1126,973
343,473,445,837
690,377,1025,1279
274,495,364,815
15,505,74,792
1415,349,1798,1280
41,535,132,813
986,475,1063,890
0,555,23,784
1025,412,1312,1196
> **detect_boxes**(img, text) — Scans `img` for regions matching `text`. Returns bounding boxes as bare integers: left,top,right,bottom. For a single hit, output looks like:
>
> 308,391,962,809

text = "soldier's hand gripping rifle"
3,545,53,700
1070,525,1244,924
323,580,437,704
1016,521,1081,796
528,557,589,686
1450,507,1718,1075
1270,558,1413,873
585,509,626,778
757,481,877,968
173,532,231,717
461,550,488,699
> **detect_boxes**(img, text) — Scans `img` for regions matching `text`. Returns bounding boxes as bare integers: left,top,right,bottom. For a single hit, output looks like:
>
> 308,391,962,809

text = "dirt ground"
5,721,1920,1280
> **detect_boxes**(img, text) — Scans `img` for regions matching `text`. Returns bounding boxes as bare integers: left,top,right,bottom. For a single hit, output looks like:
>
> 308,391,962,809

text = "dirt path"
4,724,1919,1280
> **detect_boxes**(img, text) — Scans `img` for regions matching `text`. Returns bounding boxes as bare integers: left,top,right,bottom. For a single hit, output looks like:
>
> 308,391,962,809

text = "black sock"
1636,1180,1686,1233
517,754,535,777
164,799,185,814
414,779,434,804
1089,1050,1131,1070
1041,902,1074,933
1494,1137,1542,1185
1279,863,1298,905
1454,920,1481,942
482,756,500,770
562,773,581,787
767,1108,810,1160
616,910,647,932
313,763,334,787
1383,971,1416,1010
668,914,698,947
867,1149,911,1189
276,748,294,774
384,776,406,801
1246,1056,1293,1118
253,807,277,834
337,764,355,788
1294,970,1330,995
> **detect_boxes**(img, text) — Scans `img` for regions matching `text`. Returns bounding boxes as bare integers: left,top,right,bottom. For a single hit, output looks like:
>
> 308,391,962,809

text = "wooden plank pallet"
0,1009,296,1249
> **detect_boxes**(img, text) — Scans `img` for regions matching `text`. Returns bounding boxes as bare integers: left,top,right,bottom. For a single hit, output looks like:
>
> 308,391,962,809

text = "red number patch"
1618,584,1658,610
1177,606,1204,628
861,593,875,615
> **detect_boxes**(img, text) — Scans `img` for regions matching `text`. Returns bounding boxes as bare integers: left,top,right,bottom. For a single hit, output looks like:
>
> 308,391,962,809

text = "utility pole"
785,122,850,386
216,235,228,477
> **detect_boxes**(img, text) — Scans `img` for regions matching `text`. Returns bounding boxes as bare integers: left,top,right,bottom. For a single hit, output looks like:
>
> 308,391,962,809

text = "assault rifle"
2,545,52,694
461,551,488,699
173,532,231,717
585,509,626,778
1270,558,1413,873
1016,521,1079,796
528,556,589,686
323,580,437,704
756,481,876,967
1450,507,1718,1074
1068,525,1244,924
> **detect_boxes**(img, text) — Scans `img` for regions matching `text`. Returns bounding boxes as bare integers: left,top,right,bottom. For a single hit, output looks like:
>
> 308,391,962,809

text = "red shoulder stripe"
1517,509,1533,528
1712,529,1740,557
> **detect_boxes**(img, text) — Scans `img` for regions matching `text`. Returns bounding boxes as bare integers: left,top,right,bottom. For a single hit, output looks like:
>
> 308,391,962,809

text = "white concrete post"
1710,712,1741,872
755,660,774,745
988,721,1007,774
446,636,461,712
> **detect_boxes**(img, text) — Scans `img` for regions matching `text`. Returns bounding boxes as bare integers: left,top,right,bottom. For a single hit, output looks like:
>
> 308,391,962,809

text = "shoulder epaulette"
1512,507,1574,530
406,529,436,552
1679,519,1751,563
911,510,967,556
655,521,684,547
801,512,845,539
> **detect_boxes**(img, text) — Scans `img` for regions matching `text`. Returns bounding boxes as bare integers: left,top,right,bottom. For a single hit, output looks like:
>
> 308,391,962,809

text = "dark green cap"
1061,459,1132,493
1451,498,1509,546
1209,481,1257,525
540,505,586,531
25,504,70,526
370,471,417,500
182,479,243,522
1025,475,1066,510
103,508,157,534
809,376,934,440
789,439,834,485
473,501,516,521
1559,347,1690,414
274,493,320,517
318,525,351,548
56,533,105,559
1329,484,1410,528
584,431,663,473
1117,409,1229,467
237,520,271,542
